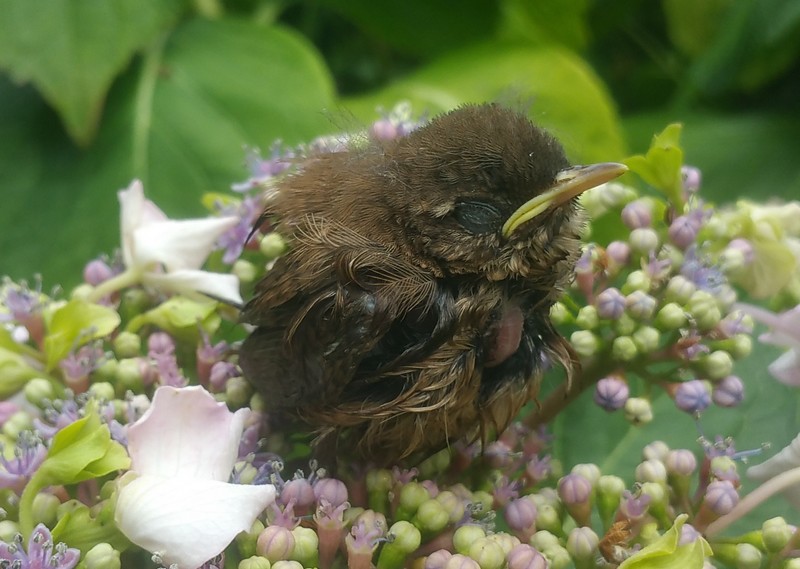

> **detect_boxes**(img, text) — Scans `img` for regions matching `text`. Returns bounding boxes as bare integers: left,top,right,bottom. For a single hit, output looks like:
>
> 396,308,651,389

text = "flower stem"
86,269,141,303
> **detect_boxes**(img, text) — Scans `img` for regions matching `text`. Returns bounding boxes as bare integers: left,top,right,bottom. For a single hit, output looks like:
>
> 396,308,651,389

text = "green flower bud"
596,475,625,525
24,378,55,406
598,182,636,209
377,521,421,569
734,542,762,569
655,303,687,330
226,376,253,407
3,411,33,439
629,228,660,254
729,334,753,359
762,517,793,553
250,392,266,412
32,492,60,527
0,521,19,542
92,358,119,383
614,313,637,336
700,351,734,379
534,504,561,534
88,381,116,402
84,543,121,569
260,233,287,259
233,259,258,283
468,538,505,569
435,490,466,523
413,499,450,535
396,481,430,520
529,530,560,552
70,283,94,300
566,527,599,561
665,275,696,305
113,331,141,358
687,291,721,330
634,459,667,484
570,330,599,358
443,553,480,569
542,545,571,569
237,520,265,559
575,306,599,330
611,336,638,362
453,525,486,555
471,490,494,514
642,441,670,461
624,397,653,425
271,561,302,569
115,358,144,393
239,556,271,569
485,533,519,556
784,559,800,569
290,526,319,566
549,301,571,325
632,326,660,354
622,270,651,294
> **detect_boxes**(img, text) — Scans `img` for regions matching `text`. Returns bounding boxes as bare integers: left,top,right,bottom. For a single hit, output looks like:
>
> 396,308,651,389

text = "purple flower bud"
704,480,739,515
280,478,316,510
665,449,697,477
566,527,599,560
425,549,453,569
209,361,239,392
668,215,699,249
625,290,657,320
596,287,626,319
147,332,175,356
594,376,629,411
443,553,480,569
621,200,652,229
506,544,547,569
257,525,296,562
712,375,744,407
313,478,348,508
681,165,702,193
679,523,702,545
606,241,631,266
618,490,651,520
674,380,711,414
557,473,592,505
524,455,552,485
504,497,537,533
83,258,114,286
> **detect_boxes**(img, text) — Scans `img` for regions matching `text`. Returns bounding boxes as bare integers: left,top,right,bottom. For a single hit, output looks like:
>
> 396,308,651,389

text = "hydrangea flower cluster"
0,107,798,569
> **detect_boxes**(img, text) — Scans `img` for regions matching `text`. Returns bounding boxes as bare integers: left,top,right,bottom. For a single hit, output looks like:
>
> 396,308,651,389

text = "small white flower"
91,180,243,305
115,385,275,569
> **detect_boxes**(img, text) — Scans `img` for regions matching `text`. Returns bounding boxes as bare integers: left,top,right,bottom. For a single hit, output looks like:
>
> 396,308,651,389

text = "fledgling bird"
239,103,626,465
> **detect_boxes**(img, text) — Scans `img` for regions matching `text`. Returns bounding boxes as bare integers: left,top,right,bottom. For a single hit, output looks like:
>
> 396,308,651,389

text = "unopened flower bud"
529,530,560,552
453,525,486,555
700,350,734,379
226,376,252,407
566,527,599,561
666,450,697,477
239,557,271,569
704,480,739,515
88,381,115,402
598,182,636,209
571,463,601,486
622,270,651,293
681,165,701,193
233,259,258,283
543,545,571,569
594,377,629,411
687,291,722,330
260,233,287,259
762,517,793,553
468,538,505,569
665,275,697,304
624,397,653,425
626,291,657,320
630,227,660,254
504,497,537,537
558,473,593,527
376,520,421,569
257,525,296,562
434,491,465,523
272,562,302,569
570,330,599,358
32,492,60,527
655,302,687,330
612,336,637,361
606,240,631,266
84,542,121,569
83,258,114,285
115,358,144,392
712,375,744,407
596,287,626,320
24,377,55,406
413,499,449,535
281,478,315,511
668,216,699,249
614,313,637,336
313,478,348,508
113,331,141,358
506,545,547,569
398,481,430,517
443,553,480,569
534,504,561,534
425,549,453,569
632,326,660,353
635,459,667,483
549,301,571,325
734,543,762,569
575,305,599,329
674,380,711,414
621,199,652,229
642,441,670,461
728,334,752,359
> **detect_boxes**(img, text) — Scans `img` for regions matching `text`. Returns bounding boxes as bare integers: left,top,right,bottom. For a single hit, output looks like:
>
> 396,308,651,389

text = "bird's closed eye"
452,200,504,234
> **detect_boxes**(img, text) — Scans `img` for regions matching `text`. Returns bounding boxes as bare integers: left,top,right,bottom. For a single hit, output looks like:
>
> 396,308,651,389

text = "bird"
239,103,626,465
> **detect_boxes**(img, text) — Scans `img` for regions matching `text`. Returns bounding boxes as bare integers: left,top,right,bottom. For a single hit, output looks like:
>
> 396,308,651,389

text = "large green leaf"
343,43,626,164
0,17,335,289
0,0,184,146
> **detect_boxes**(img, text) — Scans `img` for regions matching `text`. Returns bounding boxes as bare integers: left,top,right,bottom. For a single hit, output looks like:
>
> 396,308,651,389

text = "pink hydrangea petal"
127,386,250,480
116,472,275,569
767,350,800,386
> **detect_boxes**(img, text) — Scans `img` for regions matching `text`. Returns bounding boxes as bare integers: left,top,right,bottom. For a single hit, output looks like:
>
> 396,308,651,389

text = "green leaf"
624,123,684,206
0,0,183,146
125,295,220,343
343,43,626,164
52,499,130,556
42,298,121,371
499,0,590,50
619,515,711,568
0,346,39,397
18,403,130,536
662,0,733,57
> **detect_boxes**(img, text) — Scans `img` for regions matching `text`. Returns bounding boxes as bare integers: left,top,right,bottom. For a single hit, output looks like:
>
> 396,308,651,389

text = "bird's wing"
239,215,455,409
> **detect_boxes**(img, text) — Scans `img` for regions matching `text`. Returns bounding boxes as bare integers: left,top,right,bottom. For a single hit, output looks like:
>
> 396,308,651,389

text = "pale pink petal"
738,304,800,346
748,433,800,508
767,350,800,386
127,386,249,480
143,270,243,305
118,180,167,267
115,472,275,569
132,217,239,271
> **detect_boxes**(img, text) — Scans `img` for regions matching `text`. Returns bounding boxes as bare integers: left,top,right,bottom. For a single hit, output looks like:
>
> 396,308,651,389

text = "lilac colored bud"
629,227,660,254
712,375,744,407
634,459,667,484
606,240,631,266
571,463,601,485
642,441,670,462
594,376,629,411
681,165,702,193
257,525,296,562
566,527,599,560
83,259,114,285
313,478,348,508
618,490,651,520
704,480,739,515
679,523,702,545
281,478,316,510
209,361,239,392
147,332,175,355
371,118,401,140
504,497,537,533
621,200,653,229
425,549,453,569
674,380,711,414
557,473,592,505
596,287,626,319
668,216,699,249
506,545,547,569
443,554,480,569
665,449,697,476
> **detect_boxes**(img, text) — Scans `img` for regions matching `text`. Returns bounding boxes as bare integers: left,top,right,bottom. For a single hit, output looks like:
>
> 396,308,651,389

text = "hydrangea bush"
1,106,799,569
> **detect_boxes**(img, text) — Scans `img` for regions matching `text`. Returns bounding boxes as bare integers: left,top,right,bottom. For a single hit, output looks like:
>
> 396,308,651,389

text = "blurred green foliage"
0,0,798,287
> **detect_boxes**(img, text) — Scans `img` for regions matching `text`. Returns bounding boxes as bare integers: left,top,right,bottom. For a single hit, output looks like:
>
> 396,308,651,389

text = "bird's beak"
502,162,628,238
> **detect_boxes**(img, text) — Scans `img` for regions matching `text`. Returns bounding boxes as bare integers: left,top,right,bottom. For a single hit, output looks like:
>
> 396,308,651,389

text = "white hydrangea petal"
115,473,275,569
132,217,239,271
118,181,169,268
748,433,800,508
767,350,800,387
127,386,249,480
143,270,243,305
